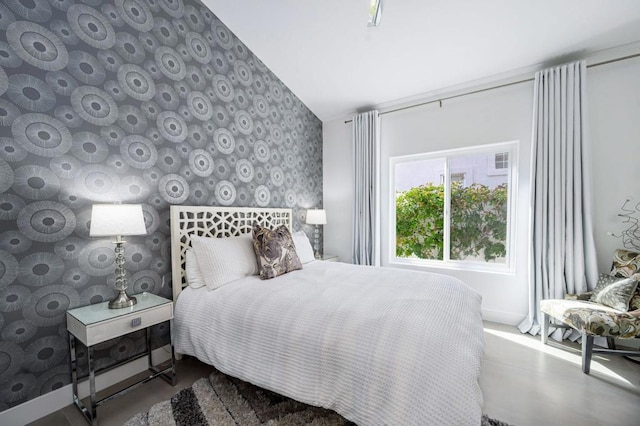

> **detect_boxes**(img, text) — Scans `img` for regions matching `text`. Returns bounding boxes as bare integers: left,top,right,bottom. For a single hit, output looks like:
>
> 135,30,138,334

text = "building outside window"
390,141,517,271
488,151,509,176
495,152,509,169
440,172,466,185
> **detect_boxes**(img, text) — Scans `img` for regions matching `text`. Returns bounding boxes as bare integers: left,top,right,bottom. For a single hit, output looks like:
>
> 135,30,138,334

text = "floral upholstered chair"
540,249,640,374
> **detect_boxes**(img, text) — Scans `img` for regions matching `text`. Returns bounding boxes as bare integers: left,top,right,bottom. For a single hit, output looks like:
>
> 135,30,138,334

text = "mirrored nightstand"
66,293,175,425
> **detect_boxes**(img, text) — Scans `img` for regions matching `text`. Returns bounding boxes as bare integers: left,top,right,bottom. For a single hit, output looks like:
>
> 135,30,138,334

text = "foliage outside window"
391,142,516,270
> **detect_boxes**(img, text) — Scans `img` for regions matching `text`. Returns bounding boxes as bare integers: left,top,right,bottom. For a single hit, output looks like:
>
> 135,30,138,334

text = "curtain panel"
352,110,381,266
519,60,599,337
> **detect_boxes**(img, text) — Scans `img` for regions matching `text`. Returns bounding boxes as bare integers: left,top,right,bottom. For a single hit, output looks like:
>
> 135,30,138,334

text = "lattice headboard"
169,206,292,301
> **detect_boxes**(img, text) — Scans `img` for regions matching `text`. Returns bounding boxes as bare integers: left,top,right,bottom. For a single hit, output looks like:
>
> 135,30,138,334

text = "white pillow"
185,249,205,289
191,234,258,290
292,231,315,264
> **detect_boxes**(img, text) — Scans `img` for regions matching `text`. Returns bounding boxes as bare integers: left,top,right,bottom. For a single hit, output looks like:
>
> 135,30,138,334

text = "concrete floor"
28,321,640,426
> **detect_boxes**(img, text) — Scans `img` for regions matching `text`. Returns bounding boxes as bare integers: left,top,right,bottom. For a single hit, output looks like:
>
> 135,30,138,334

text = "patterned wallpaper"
0,0,322,410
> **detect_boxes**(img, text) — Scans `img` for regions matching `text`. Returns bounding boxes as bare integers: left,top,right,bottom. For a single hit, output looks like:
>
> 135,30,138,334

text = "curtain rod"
343,52,640,124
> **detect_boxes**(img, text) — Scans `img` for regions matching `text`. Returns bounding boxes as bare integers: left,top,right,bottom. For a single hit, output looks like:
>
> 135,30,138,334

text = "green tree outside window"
396,182,508,262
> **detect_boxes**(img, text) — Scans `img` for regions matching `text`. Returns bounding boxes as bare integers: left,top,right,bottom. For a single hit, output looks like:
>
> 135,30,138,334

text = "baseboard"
482,308,525,326
0,345,172,426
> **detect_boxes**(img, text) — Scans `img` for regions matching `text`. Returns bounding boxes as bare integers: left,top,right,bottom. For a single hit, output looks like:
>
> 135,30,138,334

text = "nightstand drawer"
68,303,173,346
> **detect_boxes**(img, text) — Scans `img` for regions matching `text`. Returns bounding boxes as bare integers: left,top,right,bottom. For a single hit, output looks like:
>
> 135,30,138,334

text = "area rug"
125,368,511,425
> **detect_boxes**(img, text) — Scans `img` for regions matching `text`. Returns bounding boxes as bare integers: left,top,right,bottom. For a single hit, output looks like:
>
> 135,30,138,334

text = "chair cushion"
541,299,640,339
630,292,640,311
611,249,640,278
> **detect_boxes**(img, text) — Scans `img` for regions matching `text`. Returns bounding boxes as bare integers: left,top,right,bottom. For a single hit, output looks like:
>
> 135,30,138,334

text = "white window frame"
389,141,518,273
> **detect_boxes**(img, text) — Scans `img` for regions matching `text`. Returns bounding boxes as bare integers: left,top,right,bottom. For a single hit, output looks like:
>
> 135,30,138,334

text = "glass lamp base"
109,291,137,309
313,225,321,259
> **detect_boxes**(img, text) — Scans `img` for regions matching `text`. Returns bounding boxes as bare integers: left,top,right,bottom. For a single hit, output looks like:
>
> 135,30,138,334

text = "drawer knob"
131,317,141,327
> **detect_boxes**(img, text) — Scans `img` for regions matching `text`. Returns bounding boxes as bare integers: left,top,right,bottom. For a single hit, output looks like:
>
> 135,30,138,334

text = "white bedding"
173,261,484,425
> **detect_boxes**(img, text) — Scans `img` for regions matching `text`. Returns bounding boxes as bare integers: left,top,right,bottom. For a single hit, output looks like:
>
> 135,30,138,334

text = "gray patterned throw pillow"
252,223,302,280
591,275,638,312
590,273,623,299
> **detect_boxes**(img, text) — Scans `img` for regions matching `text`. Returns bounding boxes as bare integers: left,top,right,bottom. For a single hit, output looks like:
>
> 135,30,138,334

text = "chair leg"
541,312,549,345
606,337,616,350
582,334,594,374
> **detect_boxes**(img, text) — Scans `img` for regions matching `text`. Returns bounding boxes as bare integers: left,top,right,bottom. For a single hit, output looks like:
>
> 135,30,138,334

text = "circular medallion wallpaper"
0,0,323,409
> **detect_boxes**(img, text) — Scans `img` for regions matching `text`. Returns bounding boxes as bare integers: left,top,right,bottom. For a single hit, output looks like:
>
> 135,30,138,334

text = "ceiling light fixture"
368,0,382,27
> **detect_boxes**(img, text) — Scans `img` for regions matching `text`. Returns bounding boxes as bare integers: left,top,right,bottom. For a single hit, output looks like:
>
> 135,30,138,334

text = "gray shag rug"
125,368,511,425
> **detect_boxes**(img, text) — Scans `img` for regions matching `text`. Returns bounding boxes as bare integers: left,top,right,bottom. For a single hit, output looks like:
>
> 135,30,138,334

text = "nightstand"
320,254,338,262
66,293,176,425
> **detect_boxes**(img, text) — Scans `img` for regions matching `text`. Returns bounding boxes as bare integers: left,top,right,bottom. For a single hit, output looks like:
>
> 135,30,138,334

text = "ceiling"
203,0,640,122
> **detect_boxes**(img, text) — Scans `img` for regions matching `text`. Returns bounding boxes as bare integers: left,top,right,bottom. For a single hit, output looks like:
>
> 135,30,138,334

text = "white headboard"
169,206,293,301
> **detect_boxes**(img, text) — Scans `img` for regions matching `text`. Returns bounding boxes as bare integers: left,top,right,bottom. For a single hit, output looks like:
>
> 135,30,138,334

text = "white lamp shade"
89,204,147,237
306,209,327,225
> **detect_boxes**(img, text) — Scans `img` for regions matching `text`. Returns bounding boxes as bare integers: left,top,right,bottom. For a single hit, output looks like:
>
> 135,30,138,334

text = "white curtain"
519,60,599,337
352,110,380,266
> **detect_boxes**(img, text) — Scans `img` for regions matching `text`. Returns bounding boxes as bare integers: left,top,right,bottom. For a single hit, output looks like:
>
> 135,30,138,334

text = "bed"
170,205,485,425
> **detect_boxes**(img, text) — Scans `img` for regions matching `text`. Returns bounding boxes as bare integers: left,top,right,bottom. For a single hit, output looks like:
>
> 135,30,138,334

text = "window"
391,142,517,271
495,152,508,169
488,152,509,176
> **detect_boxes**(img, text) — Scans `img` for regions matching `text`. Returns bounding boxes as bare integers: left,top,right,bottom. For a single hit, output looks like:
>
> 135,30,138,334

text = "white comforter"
173,261,484,425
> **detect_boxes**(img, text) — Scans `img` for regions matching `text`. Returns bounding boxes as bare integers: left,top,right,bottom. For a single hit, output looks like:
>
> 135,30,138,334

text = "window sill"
389,257,515,276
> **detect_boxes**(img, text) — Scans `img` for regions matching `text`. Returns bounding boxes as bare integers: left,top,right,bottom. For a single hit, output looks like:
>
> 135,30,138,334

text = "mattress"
173,260,484,425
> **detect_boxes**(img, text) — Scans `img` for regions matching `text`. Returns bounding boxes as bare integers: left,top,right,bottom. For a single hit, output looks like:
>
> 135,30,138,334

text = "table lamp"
90,204,147,309
306,209,327,259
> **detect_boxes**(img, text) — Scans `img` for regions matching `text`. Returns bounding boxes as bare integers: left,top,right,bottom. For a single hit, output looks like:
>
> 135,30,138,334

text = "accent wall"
0,0,322,410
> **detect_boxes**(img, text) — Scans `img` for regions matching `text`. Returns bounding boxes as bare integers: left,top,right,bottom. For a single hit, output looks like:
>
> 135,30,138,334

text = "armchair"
540,249,640,374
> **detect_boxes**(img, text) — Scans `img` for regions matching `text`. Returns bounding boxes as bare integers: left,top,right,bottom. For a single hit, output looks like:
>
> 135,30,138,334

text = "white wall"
323,118,354,264
323,56,640,325
589,57,640,272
